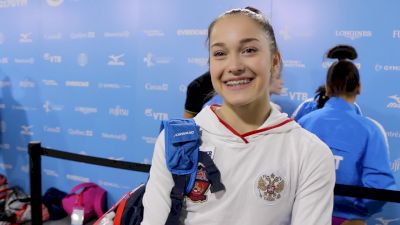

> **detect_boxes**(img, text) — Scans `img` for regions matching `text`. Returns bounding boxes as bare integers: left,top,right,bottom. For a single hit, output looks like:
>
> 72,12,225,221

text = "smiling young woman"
141,7,335,225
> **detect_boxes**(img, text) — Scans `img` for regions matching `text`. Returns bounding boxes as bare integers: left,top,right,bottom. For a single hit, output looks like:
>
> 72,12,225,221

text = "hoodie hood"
194,104,301,144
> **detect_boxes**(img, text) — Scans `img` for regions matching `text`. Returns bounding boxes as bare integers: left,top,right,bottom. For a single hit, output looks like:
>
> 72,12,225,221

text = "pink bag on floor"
62,182,107,221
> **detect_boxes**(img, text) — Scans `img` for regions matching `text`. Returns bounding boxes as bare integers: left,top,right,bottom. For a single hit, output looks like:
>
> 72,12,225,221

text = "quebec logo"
387,95,400,109
47,0,64,7
144,108,169,120
108,54,125,66
143,53,155,67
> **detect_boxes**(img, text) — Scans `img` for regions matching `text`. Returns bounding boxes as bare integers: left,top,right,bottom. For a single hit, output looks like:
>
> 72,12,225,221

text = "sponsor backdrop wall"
1,0,399,222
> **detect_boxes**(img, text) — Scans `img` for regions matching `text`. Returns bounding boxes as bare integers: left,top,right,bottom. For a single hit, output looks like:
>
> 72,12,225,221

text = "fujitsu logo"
174,130,195,138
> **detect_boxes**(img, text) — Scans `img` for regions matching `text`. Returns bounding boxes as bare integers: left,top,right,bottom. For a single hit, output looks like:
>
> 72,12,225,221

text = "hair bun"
327,45,357,60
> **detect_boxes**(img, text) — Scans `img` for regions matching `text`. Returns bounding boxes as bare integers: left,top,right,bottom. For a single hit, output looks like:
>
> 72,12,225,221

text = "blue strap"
165,175,188,225
161,118,199,194
199,151,225,193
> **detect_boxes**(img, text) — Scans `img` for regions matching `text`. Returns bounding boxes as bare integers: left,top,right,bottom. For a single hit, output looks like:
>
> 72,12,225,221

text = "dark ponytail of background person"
314,85,329,109
326,45,360,98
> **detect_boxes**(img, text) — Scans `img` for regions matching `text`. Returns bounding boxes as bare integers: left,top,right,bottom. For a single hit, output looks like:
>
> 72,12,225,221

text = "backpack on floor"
94,118,225,225
62,182,107,222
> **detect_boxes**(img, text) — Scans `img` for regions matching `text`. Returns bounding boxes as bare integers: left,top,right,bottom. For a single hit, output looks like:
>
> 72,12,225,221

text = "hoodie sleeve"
291,136,336,225
141,131,175,225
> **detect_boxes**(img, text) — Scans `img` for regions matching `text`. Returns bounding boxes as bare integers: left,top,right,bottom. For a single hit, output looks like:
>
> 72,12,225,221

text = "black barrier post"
29,141,43,225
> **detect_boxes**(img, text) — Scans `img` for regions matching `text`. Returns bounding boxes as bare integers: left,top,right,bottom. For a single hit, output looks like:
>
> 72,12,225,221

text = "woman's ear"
271,51,282,75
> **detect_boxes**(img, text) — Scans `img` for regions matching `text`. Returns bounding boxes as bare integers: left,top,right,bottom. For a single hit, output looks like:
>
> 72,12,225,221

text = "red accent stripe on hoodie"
211,105,293,144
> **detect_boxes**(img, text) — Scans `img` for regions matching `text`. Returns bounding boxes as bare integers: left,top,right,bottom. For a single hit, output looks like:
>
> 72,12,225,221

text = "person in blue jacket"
292,84,362,121
298,45,396,225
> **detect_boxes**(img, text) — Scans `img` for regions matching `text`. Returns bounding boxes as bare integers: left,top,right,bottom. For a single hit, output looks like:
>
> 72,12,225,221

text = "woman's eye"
213,51,225,57
242,48,257,54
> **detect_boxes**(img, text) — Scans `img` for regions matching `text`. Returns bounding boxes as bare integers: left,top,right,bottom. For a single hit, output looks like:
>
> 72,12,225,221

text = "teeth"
226,79,251,86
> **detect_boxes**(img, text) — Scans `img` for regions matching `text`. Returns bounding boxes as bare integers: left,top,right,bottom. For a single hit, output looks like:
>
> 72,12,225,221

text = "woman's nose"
228,55,245,75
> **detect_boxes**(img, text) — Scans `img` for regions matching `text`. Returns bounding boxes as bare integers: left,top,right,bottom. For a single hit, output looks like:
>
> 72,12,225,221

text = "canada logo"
256,173,285,203
187,164,210,202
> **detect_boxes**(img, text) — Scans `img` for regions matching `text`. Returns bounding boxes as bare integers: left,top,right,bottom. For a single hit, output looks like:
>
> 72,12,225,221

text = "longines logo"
283,60,305,68
143,30,165,37
19,80,35,88
104,31,130,38
176,29,207,36
335,30,372,40
68,128,93,137
66,174,90,183
144,108,169,120
393,30,400,38
42,79,58,86
0,0,28,8
14,57,34,64
43,52,62,63
19,32,32,43
101,132,127,141
43,100,64,113
0,33,5,44
322,61,361,69
43,32,62,40
188,57,207,67
143,52,172,67
375,64,400,72
70,31,95,39
108,54,125,66
74,106,98,115
65,80,89,87
145,83,168,91
0,57,9,64
20,125,33,136
109,105,129,117
387,95,400,109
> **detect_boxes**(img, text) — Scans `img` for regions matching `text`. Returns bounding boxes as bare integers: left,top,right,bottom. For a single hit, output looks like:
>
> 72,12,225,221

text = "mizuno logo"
174,131,194,137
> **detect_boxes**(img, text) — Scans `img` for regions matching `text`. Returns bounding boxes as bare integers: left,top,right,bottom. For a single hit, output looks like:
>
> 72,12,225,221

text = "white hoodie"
141,105,335,225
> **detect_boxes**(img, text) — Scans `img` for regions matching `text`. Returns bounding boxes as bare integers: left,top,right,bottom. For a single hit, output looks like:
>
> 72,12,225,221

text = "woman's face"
209,14,278,108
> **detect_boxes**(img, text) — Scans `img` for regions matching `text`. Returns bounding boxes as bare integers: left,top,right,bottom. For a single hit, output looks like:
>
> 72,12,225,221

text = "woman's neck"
218,99,271,134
